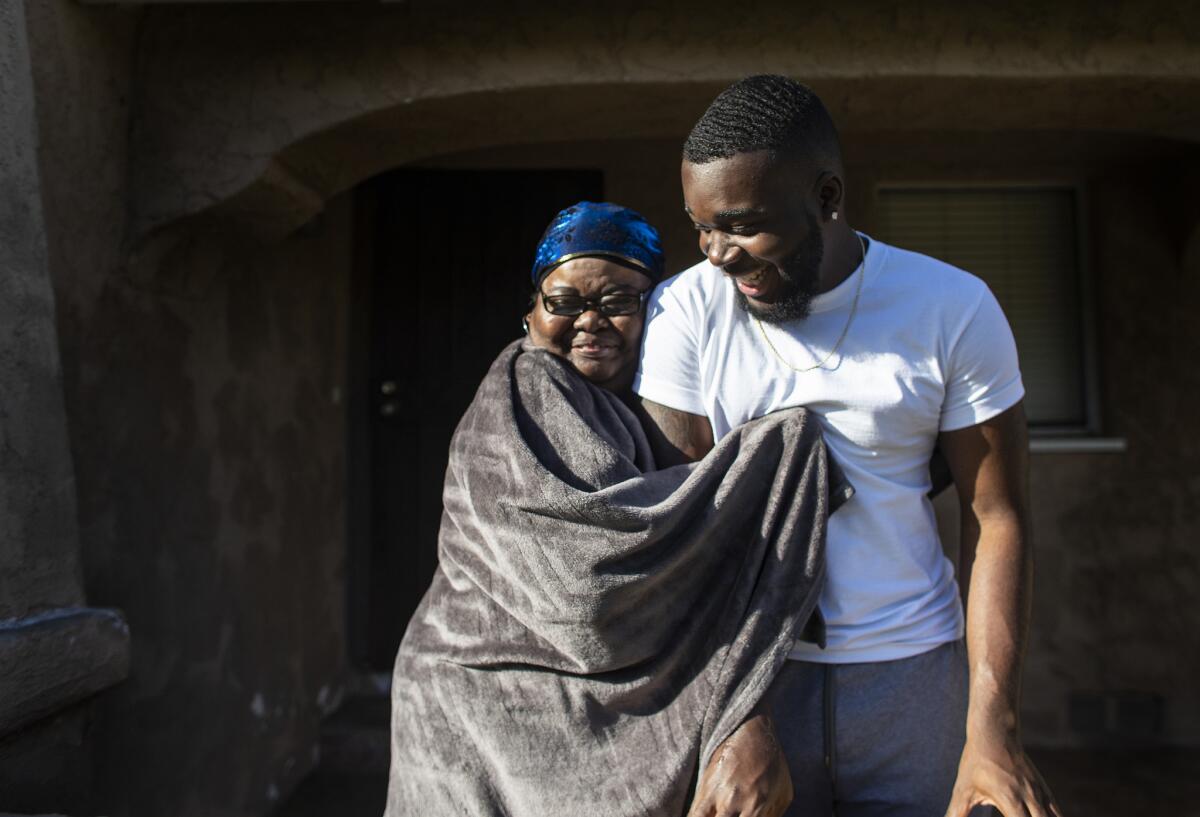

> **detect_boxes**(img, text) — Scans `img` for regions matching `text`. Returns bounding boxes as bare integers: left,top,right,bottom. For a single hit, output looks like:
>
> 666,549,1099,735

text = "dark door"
354,168,604,670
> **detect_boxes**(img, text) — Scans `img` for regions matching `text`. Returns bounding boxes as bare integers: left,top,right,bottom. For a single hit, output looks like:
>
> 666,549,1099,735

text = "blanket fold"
386,340,849,817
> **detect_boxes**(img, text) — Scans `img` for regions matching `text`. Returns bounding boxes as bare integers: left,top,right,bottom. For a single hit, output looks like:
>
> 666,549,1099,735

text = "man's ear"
816,172,845,223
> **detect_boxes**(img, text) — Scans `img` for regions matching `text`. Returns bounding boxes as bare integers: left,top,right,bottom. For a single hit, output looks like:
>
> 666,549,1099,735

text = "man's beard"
733,216,824,325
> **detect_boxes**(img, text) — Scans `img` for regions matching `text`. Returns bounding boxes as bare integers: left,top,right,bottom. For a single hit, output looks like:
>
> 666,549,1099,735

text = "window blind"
876,187,1086,427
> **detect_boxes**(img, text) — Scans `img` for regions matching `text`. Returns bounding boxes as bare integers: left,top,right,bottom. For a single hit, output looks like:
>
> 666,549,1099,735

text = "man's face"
681,150,824,324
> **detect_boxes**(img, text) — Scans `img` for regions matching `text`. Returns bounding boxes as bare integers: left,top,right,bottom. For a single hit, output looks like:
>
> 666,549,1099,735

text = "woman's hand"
687,708,793,817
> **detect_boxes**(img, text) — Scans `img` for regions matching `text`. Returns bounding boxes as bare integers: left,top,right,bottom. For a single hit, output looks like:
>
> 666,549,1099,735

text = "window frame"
872,180,1103,437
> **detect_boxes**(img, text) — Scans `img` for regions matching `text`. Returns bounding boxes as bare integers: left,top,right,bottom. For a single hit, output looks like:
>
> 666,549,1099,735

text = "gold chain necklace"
754,231,867,373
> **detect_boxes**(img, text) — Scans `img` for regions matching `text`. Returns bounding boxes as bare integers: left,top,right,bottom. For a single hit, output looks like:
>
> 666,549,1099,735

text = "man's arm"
635,397,715,467
938,401,1062,817
635,397,790,816
686,703,792,817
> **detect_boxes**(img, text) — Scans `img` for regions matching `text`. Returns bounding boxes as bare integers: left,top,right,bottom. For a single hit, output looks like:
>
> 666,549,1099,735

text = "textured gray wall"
1,0,93,809
71,206,353,817
124,0,1200,242
13,2,351,814
0,0,85,619
0,0,85,622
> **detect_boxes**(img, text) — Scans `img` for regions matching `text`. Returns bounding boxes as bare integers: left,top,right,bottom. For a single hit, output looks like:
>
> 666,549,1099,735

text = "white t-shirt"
634,235,1024,663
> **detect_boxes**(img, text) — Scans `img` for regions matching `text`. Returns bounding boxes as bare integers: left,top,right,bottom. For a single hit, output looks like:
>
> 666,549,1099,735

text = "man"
636,76,1062,817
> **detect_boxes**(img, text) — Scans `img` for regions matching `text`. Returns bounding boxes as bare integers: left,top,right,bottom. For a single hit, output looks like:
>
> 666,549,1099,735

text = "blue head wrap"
531,201,665,286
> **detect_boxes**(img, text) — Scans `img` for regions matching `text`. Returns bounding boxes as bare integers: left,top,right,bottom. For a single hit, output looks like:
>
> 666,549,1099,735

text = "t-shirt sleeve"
939,284,1026,432
632,284,707,416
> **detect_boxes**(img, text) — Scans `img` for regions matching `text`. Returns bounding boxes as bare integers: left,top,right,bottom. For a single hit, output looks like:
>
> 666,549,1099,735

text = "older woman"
385,203,847,817
523,202,662,396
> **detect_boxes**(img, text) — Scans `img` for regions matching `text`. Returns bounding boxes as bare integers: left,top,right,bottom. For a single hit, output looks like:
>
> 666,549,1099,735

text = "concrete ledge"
0,608,131,738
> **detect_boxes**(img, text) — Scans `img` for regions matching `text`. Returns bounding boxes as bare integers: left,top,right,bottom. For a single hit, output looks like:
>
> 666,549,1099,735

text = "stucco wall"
69,202,353,816
0,0,91,808
0,0,85,625
124,0,1200,244
1065,163,1200,743
15,1,353,813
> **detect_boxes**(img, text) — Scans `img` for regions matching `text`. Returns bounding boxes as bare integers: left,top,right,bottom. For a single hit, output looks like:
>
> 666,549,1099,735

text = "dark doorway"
350,168,604,670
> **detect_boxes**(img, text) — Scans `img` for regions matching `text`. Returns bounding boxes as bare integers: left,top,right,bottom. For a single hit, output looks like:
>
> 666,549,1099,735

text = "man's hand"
634,398,714,467
687,709,792,817
946,729,1062,817
939,402,1063,817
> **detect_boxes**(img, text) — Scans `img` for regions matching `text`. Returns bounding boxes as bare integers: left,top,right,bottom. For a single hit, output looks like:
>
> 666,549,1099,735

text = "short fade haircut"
683,75,843,171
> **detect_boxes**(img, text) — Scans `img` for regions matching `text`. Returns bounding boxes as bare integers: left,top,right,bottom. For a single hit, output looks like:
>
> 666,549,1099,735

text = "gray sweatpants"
769,640,979,817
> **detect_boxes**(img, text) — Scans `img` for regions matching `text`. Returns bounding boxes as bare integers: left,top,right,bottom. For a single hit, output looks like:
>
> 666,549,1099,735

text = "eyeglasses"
539,288,650,317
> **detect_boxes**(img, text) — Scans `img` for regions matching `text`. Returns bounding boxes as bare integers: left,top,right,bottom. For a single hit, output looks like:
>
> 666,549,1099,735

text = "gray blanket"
385,340,849,817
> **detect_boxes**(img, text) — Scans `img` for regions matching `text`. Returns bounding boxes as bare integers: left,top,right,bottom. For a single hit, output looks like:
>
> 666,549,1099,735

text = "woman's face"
525,257,653,393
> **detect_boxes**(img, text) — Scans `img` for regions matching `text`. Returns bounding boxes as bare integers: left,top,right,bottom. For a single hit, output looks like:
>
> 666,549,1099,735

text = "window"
875,187,1091,430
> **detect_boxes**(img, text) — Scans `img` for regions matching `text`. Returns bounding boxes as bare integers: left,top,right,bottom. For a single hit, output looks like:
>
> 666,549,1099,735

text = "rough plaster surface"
16,1,350,814
0,703,94,815
0,0,108,807
70,207,352,816
0,607,131,736
0,0,86,622
1062,167,1200,744
127,0,1200,241
30,206,353,815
